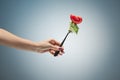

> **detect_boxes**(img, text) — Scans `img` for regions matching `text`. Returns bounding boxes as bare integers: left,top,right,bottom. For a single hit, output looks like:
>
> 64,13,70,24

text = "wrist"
30,42,39,52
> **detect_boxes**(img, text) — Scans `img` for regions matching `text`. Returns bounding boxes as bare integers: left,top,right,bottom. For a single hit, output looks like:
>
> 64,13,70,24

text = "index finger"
49,39,61,46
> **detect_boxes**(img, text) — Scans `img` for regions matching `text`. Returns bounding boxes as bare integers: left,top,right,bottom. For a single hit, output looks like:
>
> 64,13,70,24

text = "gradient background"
0,0,120,80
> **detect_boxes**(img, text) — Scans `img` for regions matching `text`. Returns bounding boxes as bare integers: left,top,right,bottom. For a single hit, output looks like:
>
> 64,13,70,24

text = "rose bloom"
70,14,82,24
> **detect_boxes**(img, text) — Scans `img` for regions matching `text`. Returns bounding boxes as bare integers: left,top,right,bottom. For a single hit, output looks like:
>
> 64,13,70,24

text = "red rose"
54,14,83,56
70,14,82,24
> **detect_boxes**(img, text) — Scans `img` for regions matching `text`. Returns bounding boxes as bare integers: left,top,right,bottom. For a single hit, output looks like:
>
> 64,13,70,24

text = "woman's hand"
35,39,64,56
0,28,64,56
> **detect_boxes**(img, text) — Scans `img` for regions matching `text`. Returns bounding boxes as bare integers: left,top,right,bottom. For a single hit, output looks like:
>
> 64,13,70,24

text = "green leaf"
69,22,79,34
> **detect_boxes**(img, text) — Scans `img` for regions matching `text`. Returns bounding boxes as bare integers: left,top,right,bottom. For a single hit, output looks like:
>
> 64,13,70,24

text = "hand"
0,29,64,56
35,39,64,56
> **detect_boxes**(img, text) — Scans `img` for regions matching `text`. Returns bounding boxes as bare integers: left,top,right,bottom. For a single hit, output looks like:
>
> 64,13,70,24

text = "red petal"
70,14,82,24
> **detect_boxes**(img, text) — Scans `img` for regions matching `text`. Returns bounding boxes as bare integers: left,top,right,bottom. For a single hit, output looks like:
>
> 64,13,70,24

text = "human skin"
0,28,64,56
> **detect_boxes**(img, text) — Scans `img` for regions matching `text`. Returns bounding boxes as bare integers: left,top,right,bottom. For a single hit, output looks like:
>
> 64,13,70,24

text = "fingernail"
59,47,63,51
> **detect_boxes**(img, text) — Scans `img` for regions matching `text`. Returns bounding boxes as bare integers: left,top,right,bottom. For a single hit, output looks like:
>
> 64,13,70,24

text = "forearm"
0,29,37,51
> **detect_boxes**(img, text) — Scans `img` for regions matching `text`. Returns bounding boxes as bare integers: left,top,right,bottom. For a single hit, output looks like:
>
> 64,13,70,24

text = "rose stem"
54,30,71,56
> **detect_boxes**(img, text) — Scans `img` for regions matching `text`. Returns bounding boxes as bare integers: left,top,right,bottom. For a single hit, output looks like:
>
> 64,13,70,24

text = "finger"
61,47,65,53
49,49,55,55
49,49,62,56
50,45,60,51
59,52,63,55
59,47,64,51
50,46,64,54
49,39,61,46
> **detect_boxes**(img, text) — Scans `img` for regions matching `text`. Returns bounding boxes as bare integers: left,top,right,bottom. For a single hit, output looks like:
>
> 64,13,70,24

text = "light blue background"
0,0,120,80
